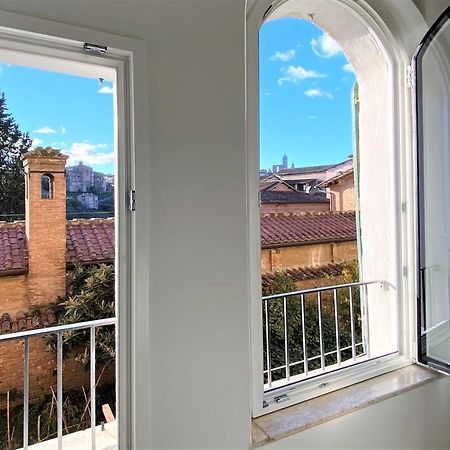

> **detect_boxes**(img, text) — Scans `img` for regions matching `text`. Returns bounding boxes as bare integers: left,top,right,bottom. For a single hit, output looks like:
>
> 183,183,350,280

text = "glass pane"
417,9,450,368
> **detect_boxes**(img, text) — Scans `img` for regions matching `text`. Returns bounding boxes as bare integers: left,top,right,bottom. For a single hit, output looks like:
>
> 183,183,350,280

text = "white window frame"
0,10,151,448
246,0,426,417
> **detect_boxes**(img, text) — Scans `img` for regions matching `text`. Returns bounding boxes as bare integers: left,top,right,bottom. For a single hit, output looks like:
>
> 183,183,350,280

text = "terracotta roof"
260,211,356,248
0,310,57,335
261,191,329,204
66,219,114,265
262,263,344,291
0,222,28,275
0,218,114,275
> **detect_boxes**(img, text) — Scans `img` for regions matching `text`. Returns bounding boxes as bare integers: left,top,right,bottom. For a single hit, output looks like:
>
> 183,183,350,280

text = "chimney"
22,147,69,306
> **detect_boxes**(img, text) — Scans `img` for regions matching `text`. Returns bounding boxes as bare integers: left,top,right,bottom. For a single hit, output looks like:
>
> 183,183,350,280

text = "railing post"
264,300,272,387
23,337,29,450
333,289,341,367
57,332,63,450
363,284,371,358
300,294,308,377
317,292,325,370
349,287,356,361
90,326,97,450
283,296,290,382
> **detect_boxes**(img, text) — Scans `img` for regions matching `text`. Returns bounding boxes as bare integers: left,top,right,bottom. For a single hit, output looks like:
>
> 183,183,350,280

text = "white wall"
0,1,448,449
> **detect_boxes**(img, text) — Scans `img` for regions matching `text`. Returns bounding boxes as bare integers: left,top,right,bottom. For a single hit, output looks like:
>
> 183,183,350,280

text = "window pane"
417,10,450,368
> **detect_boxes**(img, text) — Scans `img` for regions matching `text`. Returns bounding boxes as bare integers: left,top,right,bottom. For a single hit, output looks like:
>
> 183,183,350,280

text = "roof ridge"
262,262,343,277
261,210,355,218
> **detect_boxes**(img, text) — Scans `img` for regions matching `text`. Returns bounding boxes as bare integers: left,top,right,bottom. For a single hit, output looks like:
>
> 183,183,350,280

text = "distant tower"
22,147,69,306
282,154,288,169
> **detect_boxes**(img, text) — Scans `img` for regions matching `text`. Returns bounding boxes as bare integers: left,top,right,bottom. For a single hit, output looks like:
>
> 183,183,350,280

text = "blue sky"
0,63,115,174
260,18,356,171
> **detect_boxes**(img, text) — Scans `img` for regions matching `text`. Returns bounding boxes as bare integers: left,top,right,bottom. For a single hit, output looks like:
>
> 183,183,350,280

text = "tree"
49,264,115,369
0,92,32,219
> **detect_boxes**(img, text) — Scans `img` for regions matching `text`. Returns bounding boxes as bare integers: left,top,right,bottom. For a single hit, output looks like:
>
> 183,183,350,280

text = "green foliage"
49,264,115,369
0,92,32,219
263,260,363,382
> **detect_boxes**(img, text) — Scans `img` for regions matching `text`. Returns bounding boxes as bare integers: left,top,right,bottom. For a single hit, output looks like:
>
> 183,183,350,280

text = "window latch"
83,43,108,55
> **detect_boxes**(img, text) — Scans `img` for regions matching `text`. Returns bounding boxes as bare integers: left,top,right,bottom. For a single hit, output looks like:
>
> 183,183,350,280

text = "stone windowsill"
252,365,440,447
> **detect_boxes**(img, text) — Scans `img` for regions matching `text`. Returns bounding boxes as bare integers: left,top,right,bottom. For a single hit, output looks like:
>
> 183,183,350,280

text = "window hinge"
258,191,262,207
406,65,413,89
83,42,108,55
129,190,136,212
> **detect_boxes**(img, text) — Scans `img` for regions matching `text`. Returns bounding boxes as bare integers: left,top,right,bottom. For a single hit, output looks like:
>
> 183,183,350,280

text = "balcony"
263,280,383,392
0,318,116,450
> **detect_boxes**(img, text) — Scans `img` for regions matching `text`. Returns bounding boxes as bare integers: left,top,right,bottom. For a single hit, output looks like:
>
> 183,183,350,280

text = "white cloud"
64,142,114,166
61,126,66,134
98,86,114,94
311,32,343,58
308,115,318,120
270,49,296,62
32,138,43,146
304,88,334,99
278,65,325,86
33,126,56,134
343,63,355,73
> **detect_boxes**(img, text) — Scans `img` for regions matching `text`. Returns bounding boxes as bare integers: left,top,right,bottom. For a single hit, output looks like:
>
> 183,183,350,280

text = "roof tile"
260,211,356,247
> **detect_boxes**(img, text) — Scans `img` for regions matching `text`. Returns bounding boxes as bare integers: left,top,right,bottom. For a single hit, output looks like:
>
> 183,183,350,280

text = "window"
248,0,429,417
41,174,53,199
0,12,148,447
416,7,450,372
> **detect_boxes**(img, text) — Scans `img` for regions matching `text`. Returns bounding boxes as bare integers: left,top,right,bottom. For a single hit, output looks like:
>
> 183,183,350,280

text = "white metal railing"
262,281,382,391
0,317,116,450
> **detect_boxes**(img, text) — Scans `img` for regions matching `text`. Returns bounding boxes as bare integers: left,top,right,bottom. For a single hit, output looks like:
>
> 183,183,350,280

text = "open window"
416,6,450,373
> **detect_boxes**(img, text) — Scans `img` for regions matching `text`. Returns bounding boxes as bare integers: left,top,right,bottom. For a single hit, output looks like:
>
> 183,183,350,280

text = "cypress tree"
0,92,32,219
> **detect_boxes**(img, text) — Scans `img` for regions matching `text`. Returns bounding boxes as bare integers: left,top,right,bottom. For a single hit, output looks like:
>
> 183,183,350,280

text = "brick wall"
260,202,330,214
0,338,115,409
0,275,29,316
261,240,358,272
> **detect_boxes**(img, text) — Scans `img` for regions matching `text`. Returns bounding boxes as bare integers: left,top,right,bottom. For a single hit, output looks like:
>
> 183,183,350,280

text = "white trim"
246,0,428,417
0,11,150,449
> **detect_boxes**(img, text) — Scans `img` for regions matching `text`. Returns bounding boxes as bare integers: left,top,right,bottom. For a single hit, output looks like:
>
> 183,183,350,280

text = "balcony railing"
0,317,116,450
262,281,382,391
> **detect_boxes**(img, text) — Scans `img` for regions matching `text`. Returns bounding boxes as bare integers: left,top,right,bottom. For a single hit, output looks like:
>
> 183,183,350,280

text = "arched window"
41,174,53,199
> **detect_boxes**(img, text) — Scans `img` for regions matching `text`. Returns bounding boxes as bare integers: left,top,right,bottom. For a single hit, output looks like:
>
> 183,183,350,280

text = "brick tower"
22,147,69,306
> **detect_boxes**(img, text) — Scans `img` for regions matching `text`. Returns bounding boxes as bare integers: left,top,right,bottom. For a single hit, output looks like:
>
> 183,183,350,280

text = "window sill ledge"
252,365,440,447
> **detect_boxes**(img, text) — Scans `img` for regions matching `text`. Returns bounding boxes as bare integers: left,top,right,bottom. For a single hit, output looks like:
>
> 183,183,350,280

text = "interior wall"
0,1,447,449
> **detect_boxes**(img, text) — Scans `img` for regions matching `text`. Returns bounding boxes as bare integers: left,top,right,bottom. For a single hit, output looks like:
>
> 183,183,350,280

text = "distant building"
77,192,99,210
66,162,111,193
317,168,355,211
271,154,288,173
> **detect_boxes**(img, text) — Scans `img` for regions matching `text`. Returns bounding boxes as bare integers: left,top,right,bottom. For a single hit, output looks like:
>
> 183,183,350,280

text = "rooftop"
262,262,344,293
261,191,329,204
0,218,115,275
260,211,356,248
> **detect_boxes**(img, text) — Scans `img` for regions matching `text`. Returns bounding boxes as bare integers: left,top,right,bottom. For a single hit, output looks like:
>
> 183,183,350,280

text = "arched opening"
249,0,422,415
41,173,53,199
